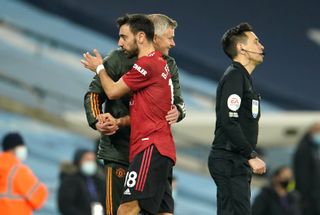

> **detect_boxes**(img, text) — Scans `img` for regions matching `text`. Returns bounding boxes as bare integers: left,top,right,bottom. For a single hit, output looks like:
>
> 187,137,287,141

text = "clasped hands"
95,113,119,136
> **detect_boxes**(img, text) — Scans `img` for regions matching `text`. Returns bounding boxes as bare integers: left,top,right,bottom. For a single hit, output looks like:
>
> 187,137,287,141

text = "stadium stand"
1,0,320,214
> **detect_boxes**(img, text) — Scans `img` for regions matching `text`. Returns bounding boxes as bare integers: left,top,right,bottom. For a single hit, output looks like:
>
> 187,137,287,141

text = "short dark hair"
272,166,289,178
116,14,154,42
221,22,253,59
2,132,25,151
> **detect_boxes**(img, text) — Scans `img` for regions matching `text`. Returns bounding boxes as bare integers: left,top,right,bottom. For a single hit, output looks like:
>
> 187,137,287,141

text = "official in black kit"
208,23,267,215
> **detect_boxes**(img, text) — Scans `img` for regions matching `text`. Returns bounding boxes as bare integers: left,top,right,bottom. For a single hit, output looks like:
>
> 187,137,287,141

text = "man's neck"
138,42,155,58
233,57,256,75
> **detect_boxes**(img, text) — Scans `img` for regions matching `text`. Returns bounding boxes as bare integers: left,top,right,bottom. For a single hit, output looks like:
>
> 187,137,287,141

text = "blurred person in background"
208,22,266,215
252,166,301,215
294,122,320,215
83,13,185,215
58,149,105,215
0,132,48,215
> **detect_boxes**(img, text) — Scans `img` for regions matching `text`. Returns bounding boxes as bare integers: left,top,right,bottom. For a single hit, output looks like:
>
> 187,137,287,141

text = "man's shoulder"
108,49,126,58
136,54,158,66
103,49,124,63
162,54,175,63
221,66,243,82
61,173,83,183
14,163,35,177
104,49,136,64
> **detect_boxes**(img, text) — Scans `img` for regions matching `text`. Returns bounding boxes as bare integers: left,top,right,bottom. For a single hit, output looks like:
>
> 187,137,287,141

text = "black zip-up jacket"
211,61,261,159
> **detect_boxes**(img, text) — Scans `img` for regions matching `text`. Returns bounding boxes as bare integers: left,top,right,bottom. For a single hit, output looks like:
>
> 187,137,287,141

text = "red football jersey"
122,51,176,164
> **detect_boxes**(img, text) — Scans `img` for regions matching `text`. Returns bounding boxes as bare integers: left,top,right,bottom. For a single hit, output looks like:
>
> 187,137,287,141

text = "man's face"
278,167,293,182
153,27,176,56
80,151,96,165
241,31,265,65
118,24,139,58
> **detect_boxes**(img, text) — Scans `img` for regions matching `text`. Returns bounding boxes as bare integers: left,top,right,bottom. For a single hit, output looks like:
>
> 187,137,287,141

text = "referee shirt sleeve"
219,71,253,158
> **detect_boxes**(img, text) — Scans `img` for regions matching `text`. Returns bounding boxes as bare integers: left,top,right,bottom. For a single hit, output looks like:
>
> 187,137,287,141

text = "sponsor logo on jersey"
133,63,147,76
227,94,241,111
229,112,239,118
123,188,131,195
252,99,259,118
162,64,170,79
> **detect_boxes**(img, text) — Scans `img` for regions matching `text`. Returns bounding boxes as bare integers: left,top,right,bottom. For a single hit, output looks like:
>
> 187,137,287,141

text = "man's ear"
237,43,245,55
136,32,145,44
153,34,158,44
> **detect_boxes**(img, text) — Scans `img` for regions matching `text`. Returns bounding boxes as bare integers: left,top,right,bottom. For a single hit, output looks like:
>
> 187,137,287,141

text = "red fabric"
123,51,176,164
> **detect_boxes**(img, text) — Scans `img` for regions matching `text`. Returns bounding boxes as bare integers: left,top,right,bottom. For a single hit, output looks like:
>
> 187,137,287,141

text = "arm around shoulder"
167,56,186,122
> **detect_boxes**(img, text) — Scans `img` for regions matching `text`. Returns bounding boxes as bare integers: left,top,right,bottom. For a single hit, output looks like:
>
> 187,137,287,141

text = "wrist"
249,150,258,159
117,116,130,127
96,64,104,75
115,118,121,127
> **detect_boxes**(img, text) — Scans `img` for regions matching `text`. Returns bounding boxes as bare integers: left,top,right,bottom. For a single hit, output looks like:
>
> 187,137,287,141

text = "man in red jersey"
82,14,175,215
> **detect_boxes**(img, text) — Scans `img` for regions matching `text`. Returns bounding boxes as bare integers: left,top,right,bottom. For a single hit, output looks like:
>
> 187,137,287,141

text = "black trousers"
208,152,252,215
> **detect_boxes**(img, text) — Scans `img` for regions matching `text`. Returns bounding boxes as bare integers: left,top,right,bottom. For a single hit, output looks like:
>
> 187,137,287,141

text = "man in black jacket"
208,22,266,215
294,122,320,215
252,166,301,215
58,149,105,215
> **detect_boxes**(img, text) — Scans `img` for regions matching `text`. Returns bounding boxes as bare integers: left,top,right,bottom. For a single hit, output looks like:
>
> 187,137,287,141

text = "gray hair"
148,14,178,36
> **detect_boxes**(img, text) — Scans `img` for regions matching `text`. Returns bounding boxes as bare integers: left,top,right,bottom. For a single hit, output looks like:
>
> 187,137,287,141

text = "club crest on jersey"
252,99,259,118
227,94,241,111
116,168,126,178
133,63,147,76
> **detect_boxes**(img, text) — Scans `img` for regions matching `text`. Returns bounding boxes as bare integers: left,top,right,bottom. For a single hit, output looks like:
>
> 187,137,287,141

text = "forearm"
84,76,106,130
222,120,253,158
84,92,101,130
97,65,130,100
175,102,186,122
98,67,119,99
170,62,186,122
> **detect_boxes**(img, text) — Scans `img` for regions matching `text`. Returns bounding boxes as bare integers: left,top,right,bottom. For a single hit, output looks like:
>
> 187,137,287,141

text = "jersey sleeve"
122,59,154,91
84,75,106,130
219,71,253,158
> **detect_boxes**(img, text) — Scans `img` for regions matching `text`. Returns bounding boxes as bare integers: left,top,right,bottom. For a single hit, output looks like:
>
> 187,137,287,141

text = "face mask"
15,146,28,161
312,133,320,145
81,161,97,176
279,180,290,189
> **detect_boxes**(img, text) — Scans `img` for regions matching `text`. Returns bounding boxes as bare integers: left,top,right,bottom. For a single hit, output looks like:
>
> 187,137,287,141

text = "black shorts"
121,144,174,215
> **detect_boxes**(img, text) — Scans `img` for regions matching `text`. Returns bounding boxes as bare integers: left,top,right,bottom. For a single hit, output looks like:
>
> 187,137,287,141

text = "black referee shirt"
211,61,261,159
